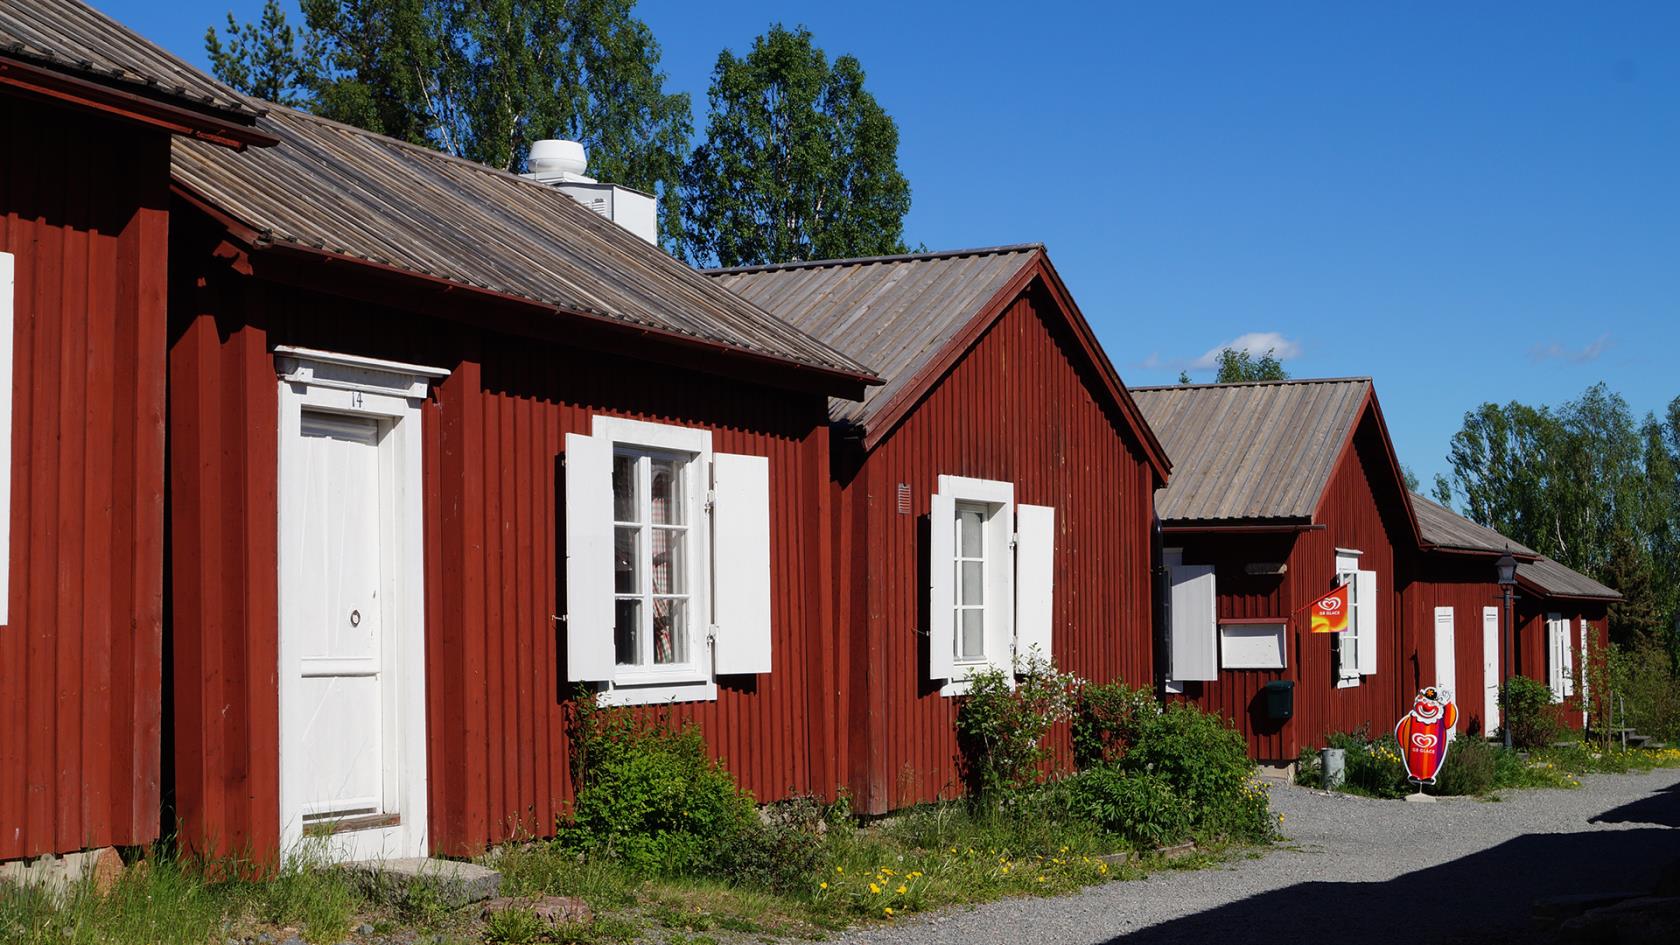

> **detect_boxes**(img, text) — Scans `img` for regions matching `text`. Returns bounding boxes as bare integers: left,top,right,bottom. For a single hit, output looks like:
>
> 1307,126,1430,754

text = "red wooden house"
1130,378,1422,765
0,0,271,863
710,247,1171,813
164,104,877,861
1407,494,1614,735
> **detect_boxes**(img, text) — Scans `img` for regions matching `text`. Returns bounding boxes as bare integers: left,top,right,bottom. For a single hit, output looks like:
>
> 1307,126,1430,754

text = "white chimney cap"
527,139,590,181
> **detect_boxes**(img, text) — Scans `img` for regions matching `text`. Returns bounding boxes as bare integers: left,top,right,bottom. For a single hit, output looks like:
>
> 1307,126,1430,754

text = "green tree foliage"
1213,347,1289,383
1437,383,1680,651
207,0,692,248
679,24,911,267
203,0,324,106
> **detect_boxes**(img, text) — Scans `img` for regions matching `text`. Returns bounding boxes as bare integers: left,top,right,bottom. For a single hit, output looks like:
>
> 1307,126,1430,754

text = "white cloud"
1190,331,1303,370
1529,333,1611,365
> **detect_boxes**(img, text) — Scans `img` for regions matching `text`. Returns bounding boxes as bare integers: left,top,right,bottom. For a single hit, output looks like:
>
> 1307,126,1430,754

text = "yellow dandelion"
869,883,881,895
1036,875,1047,883
820,881,828,890
884,907,894,916
896,884,908,894
1098,863,1109,874
836,866,844,874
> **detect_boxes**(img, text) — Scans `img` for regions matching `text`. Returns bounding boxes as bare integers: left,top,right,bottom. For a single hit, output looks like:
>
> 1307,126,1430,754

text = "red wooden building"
0,0,271,863
164,104,877,861
711,247,1171,813
1407,494,1615,734
1131,378,1422,765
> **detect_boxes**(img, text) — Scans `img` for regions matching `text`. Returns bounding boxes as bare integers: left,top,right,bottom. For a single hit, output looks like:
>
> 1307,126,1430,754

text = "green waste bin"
1262,680,1294,722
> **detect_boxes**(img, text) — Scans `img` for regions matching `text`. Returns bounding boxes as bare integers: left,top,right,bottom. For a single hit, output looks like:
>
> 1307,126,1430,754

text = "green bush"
955,656,1079,805
1121,703,1272,841
1611,639,1680,743
715,794,833,894
1071,681,1156,769
1063,767,1190,848
560,698,759,877
1307,729,1408,798
1500,675,1561,749
1428,736,1496,796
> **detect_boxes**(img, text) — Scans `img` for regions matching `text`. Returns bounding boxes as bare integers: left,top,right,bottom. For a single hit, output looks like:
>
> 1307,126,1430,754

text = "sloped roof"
1520,557,1620,601
0,0,260,121
1130,378,1372,523
707,246,1041,427
1410,492,1538,556
171,105,874,382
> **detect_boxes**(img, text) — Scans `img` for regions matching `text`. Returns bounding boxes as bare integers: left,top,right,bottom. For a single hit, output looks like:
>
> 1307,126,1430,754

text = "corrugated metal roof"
172,105,873,378
706,246,1040,426
1520,556,1621,601
1410,492,1537,555
0,0,260,119
1130,378,1371,523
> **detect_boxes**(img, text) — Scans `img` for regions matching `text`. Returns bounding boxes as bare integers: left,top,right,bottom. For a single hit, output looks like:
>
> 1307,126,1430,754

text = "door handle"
350,609,361,627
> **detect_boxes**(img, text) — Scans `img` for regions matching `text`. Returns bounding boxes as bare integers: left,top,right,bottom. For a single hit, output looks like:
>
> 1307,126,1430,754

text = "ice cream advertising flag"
1309,583,1351,634
1395,686,1459,784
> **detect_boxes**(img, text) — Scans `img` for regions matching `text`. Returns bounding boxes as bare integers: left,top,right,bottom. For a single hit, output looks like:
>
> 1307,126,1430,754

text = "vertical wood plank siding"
1401,561,1504,736
1172,407,1414,762
838,285,1158,814
167,235,836,857
0,98,169,859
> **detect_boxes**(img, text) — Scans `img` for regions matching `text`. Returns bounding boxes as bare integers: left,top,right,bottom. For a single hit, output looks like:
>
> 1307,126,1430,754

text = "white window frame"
934,475,1015,696
1219,621,1287,670
0,252,12,626
1334,550,1362,688
274,346,446,863
592,416,716,706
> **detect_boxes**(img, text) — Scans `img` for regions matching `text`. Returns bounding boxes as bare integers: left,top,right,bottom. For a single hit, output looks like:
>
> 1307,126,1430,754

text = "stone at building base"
0,847,124,895
482,895,593,926
341,857,501,909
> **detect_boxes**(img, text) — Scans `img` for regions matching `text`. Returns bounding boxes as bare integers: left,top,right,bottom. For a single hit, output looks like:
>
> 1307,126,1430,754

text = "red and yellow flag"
1310,584,1351,634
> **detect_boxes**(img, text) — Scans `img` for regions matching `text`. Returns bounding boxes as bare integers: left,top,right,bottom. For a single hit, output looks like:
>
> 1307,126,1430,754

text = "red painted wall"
835,282,1160,814
0,95,170,859
1171,405,1415,762
1515,598,1609,732
1403,559,1504,737
166,213,839,858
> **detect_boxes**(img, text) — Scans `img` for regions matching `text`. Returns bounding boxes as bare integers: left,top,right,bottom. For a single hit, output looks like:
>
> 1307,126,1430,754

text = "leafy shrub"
1063,767,1190,848
715,795,833,894
1121,703,1272,841
1610,639,1680,743
955,656,1079,805
1500,675,1561,749
560,697,759,876
1428,736,1496,796
1071,681,1157,769
1308,729,1408,798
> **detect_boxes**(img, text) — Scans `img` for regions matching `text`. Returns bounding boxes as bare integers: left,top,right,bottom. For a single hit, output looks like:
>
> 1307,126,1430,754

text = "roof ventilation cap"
527,139,592,182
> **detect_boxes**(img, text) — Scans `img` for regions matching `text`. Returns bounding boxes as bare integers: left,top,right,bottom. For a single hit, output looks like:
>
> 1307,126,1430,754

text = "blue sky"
108,1,1678,490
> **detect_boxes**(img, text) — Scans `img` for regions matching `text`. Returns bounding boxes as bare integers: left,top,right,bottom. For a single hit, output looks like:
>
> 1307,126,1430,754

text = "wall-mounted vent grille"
896,482,911,515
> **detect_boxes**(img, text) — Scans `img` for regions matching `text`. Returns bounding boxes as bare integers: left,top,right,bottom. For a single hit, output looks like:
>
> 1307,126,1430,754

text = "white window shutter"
711,452,772,675
1546,615,1564,700
0,253,11,626
1014,504,1055,667
1354,569,1378,675
1561,619,1575,697
928,490,955,681
1169,564,1217,681
564,432,615,681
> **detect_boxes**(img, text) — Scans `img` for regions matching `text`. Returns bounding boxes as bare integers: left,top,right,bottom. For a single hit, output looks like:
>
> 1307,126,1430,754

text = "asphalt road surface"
835,767,1680,945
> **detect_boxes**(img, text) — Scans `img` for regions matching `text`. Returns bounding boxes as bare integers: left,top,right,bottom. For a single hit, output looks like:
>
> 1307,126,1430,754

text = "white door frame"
276,346,447,862
1433,606,1456,737
1482,607,1500,736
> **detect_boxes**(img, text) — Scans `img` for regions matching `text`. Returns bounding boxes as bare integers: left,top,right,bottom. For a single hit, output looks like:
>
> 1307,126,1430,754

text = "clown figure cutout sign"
1394,687,1458,785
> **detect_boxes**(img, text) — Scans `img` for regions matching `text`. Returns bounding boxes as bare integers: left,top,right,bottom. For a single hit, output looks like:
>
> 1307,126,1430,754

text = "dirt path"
835,768,1680,945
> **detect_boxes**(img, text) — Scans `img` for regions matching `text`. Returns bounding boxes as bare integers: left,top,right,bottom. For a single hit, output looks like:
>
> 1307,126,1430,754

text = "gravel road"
835,768,1680,945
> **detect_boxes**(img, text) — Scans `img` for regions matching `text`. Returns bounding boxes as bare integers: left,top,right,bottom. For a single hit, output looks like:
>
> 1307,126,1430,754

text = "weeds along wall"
832,282,1161,815
165,207,842,860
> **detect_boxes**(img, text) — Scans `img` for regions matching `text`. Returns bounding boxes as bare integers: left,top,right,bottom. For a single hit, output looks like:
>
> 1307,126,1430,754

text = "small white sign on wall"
1220,622,1287,670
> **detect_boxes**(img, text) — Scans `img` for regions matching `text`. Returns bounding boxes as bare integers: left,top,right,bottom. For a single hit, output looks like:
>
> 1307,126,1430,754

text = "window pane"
653,598,687,664
614,599,642,665
960,562,983,605
612,454,639,523
614,527,640,594
650,458,684,525
959,609,985,660
651,527,686,594
958,507,985,558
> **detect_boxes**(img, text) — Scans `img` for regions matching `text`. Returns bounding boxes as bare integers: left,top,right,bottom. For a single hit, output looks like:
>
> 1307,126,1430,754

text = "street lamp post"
1496,551,1519,750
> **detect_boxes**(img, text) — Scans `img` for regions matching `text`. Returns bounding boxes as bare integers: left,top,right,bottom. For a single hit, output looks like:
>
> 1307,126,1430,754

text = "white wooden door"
1434,607,1456,734
1482,607,1500,735
291,412,389,827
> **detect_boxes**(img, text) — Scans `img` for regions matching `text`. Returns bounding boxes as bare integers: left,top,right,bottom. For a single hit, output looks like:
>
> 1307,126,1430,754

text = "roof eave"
1,54,275,149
